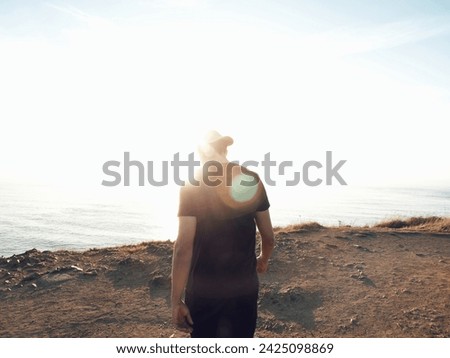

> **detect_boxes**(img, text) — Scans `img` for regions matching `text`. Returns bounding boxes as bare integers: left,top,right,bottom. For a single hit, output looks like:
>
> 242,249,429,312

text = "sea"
0,181,449,257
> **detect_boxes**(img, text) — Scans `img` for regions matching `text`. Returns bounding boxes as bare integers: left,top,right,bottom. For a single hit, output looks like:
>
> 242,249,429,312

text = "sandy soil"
0,225,449,337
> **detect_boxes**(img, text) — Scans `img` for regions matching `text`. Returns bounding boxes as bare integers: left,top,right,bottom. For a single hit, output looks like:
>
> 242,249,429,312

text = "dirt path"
1,227,449,337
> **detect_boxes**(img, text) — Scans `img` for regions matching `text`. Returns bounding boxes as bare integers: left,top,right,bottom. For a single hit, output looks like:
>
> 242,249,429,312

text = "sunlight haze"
1,0,449,189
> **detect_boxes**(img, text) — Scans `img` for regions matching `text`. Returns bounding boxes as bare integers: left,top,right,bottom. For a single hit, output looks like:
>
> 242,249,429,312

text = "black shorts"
185,291,258,338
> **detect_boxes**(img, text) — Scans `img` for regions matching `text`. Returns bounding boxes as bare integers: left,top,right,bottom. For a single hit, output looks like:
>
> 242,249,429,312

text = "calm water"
0,182,449,257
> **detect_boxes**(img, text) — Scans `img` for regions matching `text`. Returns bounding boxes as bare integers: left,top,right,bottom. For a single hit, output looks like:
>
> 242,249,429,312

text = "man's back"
172,131,275,338
178,163,270,298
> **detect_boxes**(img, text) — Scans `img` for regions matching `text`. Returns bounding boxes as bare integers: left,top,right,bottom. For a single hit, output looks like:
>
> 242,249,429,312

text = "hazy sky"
1,0,450,192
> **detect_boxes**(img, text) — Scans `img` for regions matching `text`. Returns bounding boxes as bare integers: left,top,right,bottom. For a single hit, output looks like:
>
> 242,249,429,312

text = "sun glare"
1,2,449,189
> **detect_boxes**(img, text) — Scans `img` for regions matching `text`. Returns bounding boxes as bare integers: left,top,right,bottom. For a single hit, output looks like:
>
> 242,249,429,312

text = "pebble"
83,269,98,276
70,265,84,272
22,272,41,282
353,244,371,252
24,249,39,255
51,265,83,274
354,233,368,238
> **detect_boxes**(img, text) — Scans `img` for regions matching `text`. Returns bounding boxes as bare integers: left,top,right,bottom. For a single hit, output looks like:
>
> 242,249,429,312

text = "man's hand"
172,301,194,333
256,255,269,274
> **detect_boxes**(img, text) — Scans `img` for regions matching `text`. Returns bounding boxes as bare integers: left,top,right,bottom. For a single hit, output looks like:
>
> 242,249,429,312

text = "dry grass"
373,216,450,232
274,222,324,233
273,217,450,234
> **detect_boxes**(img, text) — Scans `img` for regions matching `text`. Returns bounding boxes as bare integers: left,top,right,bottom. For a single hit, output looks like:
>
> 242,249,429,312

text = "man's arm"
171,216,196,332
255,209,275,273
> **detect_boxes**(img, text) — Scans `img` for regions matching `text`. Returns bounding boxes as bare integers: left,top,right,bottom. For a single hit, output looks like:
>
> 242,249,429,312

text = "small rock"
31,283,37,289
353,244,371,252
149,275,169,288
50,265,84,274
22,272,41,282
24,249,39,255
4,280,10,284
83,269,98,277
354,233,368,238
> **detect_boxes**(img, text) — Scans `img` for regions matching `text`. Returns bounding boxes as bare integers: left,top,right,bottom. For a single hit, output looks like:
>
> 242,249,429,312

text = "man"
171,130,275,338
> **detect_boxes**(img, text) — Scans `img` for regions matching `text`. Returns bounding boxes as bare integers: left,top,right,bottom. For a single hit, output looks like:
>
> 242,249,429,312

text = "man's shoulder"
238,165,262,183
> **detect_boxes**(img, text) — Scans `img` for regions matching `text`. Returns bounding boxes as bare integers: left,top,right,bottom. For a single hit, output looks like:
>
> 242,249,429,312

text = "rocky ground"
0,224,449,337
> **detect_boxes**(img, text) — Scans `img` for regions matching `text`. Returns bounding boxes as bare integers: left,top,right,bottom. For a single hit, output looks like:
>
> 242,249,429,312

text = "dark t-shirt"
178,163,270,299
